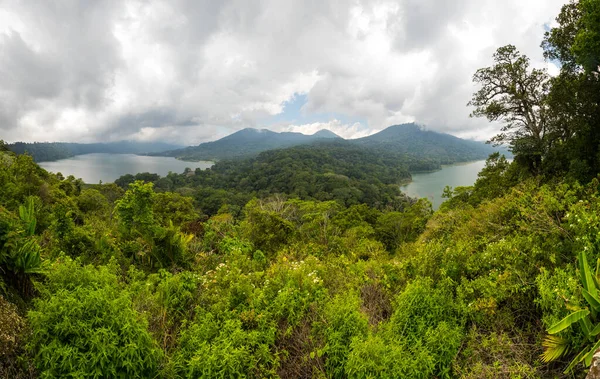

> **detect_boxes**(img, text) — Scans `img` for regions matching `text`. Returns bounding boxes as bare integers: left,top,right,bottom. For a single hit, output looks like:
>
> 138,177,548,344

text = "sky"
0,0,565,145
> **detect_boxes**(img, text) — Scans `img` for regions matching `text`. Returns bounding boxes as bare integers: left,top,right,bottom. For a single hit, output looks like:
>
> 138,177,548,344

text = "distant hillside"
353,123,503,165
119,141,413,214
159,123,506,166
154,128,341,161
8,141,183,162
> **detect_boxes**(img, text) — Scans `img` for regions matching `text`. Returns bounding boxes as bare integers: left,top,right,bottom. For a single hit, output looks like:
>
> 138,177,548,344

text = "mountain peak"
312,129,340,139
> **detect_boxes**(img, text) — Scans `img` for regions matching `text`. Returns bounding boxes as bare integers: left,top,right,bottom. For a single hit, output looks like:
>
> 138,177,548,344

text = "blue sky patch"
264,93,367,128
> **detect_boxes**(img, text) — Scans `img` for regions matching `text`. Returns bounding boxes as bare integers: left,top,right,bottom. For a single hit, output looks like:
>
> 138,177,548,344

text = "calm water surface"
401,160,486,210
40,154,213,184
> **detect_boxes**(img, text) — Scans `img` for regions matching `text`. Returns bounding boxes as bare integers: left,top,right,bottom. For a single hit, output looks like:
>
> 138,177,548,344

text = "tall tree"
468,45,551,174
542,0,600,180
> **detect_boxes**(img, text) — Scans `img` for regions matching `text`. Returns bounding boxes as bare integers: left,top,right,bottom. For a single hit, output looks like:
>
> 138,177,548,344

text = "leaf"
547,309,590,334
580,317,593,338
583,339,600,367
541,335,569,362
564,348,588,374
580,250,597,298
583,288,600,311
591,323,600,336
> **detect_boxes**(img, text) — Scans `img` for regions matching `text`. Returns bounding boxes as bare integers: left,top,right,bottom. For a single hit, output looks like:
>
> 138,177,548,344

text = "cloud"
0,0,566,144
280,119,373,140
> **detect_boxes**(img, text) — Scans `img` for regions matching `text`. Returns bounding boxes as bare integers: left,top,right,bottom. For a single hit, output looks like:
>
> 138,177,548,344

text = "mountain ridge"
156,123,503,164
7,141,184,162
153,127,342,161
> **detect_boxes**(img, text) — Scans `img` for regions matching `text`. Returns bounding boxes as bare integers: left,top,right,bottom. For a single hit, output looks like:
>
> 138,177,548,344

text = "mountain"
7,141,183,162
354,123,506,165
154,128,341,161
158,123,506,166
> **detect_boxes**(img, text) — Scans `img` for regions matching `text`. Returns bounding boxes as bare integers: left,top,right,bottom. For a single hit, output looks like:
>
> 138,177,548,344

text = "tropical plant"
542,250,600,372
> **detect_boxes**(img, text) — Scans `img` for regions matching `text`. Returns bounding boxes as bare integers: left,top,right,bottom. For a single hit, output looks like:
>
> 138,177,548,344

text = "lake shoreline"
39,153,214,184
400,160,487,210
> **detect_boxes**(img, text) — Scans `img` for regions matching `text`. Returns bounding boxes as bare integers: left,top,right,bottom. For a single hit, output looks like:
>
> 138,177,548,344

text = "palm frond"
541,335,569,363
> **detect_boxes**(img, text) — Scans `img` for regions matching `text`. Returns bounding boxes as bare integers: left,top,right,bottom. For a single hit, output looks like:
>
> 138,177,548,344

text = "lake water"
400,160,486,210
39,153,213,184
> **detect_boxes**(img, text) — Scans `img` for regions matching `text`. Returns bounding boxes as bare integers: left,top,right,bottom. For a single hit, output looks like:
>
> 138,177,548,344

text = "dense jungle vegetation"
2,0,600,377
114,142,417,216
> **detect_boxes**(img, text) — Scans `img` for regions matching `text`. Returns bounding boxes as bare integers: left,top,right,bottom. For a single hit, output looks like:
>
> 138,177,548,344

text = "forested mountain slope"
153,128,341,161
116,142,417,215
354,123,503,164
154,124,501,166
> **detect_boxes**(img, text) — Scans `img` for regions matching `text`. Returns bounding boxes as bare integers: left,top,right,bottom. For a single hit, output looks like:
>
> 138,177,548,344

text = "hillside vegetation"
155,123,499,165
153,128,341,161
1,1,600,378
116,142,417,216
353,123,504,164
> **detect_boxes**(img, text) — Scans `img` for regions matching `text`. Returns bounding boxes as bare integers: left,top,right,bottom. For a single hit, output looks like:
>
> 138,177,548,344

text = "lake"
39,153,213,184
400,160,486,210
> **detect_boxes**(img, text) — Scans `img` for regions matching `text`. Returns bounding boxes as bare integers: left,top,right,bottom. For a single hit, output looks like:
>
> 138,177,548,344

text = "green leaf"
564,348,588,374
547,309,590,334
583,339,600,367
580,250,597,298
580,317,593,338
583,288,600,312
541,335,569,362
591,323,600,336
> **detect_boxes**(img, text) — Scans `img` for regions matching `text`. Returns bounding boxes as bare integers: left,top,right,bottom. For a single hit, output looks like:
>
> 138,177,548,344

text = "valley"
2,0,600,377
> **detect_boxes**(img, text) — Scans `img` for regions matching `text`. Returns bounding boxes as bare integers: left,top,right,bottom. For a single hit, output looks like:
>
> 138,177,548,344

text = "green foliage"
120,142,415,215
454,326,542,378
27,258,162,378
469,45,550,174
115,180,157,237
175,314,278,378
375,199,432,252
241,198,295,255
344,278,464,379
153,191,198,226
0,199,43,296
77,188,110,215
319,293,368,378
151,221,194,269
543,250,600,372
0,294,30,378
572,0,600,73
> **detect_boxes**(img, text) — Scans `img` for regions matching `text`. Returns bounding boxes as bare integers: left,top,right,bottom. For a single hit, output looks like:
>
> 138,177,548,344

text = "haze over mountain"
7,141,183,162
158,123,502,164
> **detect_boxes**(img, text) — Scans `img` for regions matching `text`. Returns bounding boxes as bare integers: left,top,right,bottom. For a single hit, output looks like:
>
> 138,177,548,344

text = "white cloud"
281,120,373,140
0,0,566,144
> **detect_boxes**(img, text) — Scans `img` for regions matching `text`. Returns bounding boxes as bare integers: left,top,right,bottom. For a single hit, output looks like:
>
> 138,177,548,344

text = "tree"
469,45,551,174
572,0,600,74
115,181,157,238
542,0,600,180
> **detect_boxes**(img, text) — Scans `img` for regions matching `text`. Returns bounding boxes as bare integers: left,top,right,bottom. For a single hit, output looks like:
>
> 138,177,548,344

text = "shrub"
319,293,369,379
27,258,162,378
175,313,278,378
